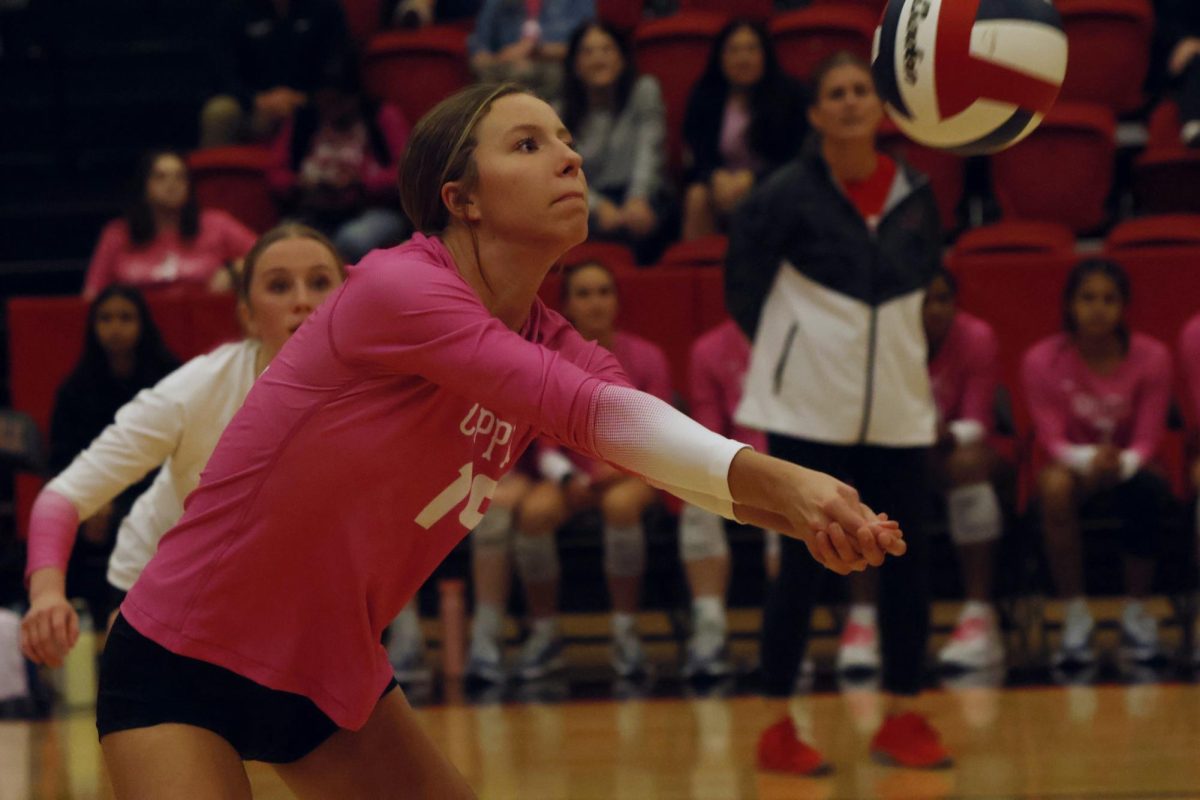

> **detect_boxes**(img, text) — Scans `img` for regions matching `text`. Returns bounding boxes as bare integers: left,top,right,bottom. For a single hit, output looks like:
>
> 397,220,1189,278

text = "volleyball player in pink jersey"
923,269,1008,671
679,317,778,678
25,84,904,799
1180,312,1200,664
1023,259,1174,669
487,259,677,681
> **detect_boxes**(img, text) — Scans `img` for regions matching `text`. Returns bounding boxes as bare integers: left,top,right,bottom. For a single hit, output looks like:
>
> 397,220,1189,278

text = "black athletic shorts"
97,614,398,763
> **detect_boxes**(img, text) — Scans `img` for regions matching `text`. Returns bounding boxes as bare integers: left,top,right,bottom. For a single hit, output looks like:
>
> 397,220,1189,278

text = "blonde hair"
238,223,346,302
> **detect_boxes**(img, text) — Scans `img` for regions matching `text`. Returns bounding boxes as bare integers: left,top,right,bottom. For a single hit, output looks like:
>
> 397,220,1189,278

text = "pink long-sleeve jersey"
1180,313,1200,427
928,311,998,438
121,234,677,729
1021,332,1172,468
689,319,766,452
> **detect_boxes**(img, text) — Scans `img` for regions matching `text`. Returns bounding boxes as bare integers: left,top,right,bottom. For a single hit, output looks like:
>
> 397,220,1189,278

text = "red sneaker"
756,715,831,775
870,712,953,769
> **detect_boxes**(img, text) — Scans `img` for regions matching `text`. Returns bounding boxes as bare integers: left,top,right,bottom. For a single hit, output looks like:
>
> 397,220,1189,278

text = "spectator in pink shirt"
25,84,903,798
464,259,677,683
84,150,257,300
922,269,1008,672
1022,259,1175,669
678,318,779,680
270,53,411,263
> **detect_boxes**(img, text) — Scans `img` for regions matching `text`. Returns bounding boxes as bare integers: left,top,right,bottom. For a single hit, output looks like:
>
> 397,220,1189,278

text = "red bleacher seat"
990,103,1116,234
7,293,241,538
343,0,382,44
187,147,279,234
363,26,471,124
808,0,886,16
1133,101,1200,214
560,240,638,271
598,0,645,32
633,11,727,177
769,5,876,82
953,220,1076,257
1055,0,1153,115
1102,219,1200,352
1105,214,1200,251
680,0,769,22
878,119,964,233
658,234,728,267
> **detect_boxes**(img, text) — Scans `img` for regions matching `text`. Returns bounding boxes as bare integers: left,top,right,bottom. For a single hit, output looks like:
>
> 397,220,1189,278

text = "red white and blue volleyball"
871,0,1068,155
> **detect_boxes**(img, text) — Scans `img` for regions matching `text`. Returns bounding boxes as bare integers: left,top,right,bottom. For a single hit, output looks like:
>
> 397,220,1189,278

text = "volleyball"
871,0,1068,155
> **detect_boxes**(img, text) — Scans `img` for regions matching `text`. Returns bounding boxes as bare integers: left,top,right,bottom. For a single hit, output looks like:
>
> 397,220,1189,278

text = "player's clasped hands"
793,469,906,576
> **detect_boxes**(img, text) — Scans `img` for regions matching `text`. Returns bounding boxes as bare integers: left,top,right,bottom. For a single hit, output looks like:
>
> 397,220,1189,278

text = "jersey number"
415,463,497,530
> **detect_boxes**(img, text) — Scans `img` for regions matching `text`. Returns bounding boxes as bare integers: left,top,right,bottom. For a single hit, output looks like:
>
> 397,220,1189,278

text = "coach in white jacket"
729,54,949,771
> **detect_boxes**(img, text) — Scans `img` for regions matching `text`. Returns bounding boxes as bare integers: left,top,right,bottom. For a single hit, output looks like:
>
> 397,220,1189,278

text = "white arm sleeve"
47,385,186,520
645,476,737,522
592,385,747,502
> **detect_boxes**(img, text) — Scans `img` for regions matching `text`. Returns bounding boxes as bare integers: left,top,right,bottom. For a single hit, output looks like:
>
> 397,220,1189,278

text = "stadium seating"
769,4,876,82
343,0,382,44
679,0,770,23
878,119,965,233
990,103,1117,234
1134,101,1200,214
560,240,638,271
657,234,728,267
1055,0,1153,115
633,11,728,176
363,25,471,124
597,0,645,32
186,147,279,234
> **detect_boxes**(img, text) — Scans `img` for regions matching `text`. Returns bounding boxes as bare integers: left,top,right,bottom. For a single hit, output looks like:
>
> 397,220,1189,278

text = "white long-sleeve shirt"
45,340,260,591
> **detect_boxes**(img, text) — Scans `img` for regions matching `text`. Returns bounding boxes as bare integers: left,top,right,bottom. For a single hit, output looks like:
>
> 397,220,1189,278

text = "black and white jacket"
726,149,941,447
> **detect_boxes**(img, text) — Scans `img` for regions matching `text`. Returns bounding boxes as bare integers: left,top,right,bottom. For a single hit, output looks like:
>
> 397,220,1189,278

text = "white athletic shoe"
611,631,649,679
1119,604,1160,664
938,606,1005,671
1053,603,1095,668
515,627,565,681
464,634,506,684
836,619,881,675
683,623,732,680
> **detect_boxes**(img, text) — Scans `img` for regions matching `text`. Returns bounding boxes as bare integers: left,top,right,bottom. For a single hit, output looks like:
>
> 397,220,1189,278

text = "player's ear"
441,181,482,224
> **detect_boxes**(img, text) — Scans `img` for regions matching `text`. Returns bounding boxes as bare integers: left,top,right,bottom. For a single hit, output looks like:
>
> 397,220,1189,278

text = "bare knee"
491,473,532,510
1038,465,1078,521
600,479,654,527
517,481,568,535
946,442,991,486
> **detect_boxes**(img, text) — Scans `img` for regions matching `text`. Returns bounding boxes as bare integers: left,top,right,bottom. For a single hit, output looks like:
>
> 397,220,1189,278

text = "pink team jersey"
1021,332,1172,465
83,209,257,298
1180,313,1200,428
688,319,766,452
121,234,632,729
928,311,998,433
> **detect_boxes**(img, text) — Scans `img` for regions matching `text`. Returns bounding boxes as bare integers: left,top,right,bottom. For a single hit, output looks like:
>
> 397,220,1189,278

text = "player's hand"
21,590,79,667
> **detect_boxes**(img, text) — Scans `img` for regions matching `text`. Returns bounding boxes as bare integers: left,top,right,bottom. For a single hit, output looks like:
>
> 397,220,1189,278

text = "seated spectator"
1156,0,1200,146
49,285,179,630
681,19,807,241
1179,312,1200,664
387,0,482,28
1022,258,1175,669
466,261,672,682
270,53,411,263
84,150,257,300
468,0,595,101
679,318,777,680
559,21,673,264
923,268,1008,672
200,0,350,147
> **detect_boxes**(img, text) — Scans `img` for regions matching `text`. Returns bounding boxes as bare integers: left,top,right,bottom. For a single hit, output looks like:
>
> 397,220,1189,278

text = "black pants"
760,436,931,697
